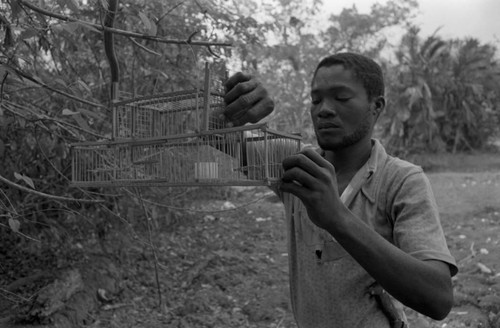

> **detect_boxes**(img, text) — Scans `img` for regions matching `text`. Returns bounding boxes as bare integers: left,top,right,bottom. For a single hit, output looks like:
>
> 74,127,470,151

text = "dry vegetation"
1,153,499,328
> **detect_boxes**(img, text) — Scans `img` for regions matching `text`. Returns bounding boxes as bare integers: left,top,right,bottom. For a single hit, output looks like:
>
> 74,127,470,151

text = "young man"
223,53,457,327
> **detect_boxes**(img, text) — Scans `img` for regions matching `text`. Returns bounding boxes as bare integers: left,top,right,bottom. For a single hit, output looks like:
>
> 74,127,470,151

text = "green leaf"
19,28,39,40
75,22,101,33
65,0,79,12
54,78,68,88
14,172,35,189
396,107,411,122
60,22,80,35
99,0,109,9
8,218,21,233
77,80,91,94
62,108,79,115
138,12,152,32
31,75,43,84
148,22,158,36
72,114,91,131
56,0,66,9
10,0,22,20
78,108,106,121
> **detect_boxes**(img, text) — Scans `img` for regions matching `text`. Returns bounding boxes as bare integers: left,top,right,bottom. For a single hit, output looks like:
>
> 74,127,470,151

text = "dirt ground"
1,157,499,328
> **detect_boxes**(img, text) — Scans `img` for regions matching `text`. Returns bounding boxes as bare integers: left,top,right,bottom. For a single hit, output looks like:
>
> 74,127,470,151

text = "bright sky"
322,0,500,46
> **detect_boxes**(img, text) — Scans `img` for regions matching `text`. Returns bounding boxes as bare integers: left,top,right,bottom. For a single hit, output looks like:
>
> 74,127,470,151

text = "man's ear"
372,96,385,117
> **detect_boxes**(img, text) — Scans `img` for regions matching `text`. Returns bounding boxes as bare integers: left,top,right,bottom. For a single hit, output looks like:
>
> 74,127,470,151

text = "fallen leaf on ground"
477,262,493,274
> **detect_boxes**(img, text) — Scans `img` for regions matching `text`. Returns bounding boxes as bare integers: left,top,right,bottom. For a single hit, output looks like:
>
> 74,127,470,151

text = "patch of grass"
403,151,500,173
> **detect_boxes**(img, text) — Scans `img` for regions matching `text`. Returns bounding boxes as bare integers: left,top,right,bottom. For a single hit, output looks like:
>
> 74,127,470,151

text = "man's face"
310,64,375,151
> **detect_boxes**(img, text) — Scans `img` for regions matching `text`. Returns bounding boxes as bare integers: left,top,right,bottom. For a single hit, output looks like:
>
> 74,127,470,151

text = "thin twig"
0,287,31,302
3,100,108,139
128,37,161,56
157,1,186,25
0,72,8,102
5,66,107,109
19,0,232,47
0,173,104,204
0,222,41,242
0,189,18,216
135,188,163,309
124,188,270,214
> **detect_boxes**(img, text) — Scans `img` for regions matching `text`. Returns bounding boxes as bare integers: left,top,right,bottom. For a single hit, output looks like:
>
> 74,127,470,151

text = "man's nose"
316,100,337,117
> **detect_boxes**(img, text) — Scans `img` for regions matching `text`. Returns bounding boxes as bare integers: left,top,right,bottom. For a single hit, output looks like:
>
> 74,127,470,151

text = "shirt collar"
365,138,387,178
339,139,387,206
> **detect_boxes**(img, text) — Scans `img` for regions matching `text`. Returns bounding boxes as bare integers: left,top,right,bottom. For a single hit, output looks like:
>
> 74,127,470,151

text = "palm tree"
382,26,448,155
382,27,500,155
436,38,500,152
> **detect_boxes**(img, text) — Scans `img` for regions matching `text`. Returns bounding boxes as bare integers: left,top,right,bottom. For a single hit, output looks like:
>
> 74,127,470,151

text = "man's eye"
311,99,321,105
336,97,351,102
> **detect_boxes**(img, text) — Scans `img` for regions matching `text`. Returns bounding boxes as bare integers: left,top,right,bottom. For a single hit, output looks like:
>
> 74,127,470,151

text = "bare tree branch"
157,1,186,25
129,37,161,56
0,174,104,204
2,100,107,140
104,0,119,101
5,65,108,109
18,0,232,47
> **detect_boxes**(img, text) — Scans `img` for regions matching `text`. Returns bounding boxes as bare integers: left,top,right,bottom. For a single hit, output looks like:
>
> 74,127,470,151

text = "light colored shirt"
282,139,458,328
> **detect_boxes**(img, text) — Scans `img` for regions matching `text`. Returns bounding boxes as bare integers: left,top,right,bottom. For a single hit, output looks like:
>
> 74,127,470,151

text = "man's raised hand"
224,72,274,127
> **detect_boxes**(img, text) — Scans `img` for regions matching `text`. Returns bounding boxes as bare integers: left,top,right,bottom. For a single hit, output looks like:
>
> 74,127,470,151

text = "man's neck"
324,139,373,177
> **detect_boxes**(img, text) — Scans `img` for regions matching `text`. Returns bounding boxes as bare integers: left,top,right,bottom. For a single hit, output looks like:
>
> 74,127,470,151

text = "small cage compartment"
113,63,227,139
71,124,301,187
113,90,226,139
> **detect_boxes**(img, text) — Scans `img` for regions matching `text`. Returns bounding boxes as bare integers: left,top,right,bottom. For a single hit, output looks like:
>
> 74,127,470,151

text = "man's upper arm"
389,170,458,276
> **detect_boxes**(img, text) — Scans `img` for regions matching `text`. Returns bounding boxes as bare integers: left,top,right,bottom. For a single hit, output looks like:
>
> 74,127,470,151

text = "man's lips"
317,122,341,130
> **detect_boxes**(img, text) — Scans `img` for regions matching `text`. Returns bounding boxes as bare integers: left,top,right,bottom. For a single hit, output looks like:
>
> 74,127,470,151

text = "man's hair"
313,52,385,100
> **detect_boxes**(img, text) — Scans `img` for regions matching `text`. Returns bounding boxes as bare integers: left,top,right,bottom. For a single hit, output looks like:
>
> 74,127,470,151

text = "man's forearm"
324,206,453,320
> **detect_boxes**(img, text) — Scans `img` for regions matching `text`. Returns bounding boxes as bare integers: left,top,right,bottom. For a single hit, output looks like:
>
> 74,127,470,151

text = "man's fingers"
281,167,315,189
282,153,326,179
279,180,307,197
223,72,274,126
229,97,274,126
224,72,252,94
224,82,266,116
300,148,332,170
224,75,257,106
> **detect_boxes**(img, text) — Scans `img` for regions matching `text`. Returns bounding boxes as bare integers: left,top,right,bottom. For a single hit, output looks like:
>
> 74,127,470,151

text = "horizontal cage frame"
71,123,301,188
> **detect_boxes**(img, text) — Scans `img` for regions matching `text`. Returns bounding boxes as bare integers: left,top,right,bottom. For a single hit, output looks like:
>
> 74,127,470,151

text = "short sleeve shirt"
283,139,458,328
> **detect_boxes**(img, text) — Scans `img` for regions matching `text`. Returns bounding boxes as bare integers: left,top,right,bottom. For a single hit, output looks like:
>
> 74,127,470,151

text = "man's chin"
318,137,361,151
317,139,343,151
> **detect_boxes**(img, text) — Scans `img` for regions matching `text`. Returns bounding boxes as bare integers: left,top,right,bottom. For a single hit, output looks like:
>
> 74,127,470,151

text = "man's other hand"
224,72,274,127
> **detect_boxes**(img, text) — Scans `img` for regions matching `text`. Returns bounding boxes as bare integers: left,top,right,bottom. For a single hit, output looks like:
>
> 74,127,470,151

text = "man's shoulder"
384,153,423,176
371,139,423,179
375,151,428,196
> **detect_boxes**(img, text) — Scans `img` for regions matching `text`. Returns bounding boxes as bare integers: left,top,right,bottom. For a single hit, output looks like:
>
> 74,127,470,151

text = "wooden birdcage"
70,63,301,187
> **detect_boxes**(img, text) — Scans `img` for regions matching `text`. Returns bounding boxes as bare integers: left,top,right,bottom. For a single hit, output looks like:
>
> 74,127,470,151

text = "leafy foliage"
381,26,500,155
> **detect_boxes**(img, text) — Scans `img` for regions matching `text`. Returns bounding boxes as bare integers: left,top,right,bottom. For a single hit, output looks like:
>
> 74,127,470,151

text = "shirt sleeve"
390,170,458,276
